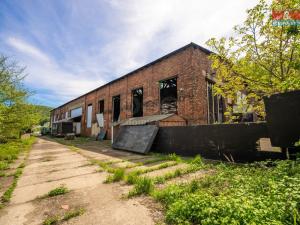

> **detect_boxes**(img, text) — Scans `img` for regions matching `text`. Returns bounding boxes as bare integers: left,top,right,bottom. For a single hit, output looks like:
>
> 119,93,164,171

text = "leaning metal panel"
112,125,159,154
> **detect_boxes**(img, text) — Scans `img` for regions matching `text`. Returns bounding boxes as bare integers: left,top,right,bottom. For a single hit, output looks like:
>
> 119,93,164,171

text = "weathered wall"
151,122,286,162
51,44,212,138
264,90,300,148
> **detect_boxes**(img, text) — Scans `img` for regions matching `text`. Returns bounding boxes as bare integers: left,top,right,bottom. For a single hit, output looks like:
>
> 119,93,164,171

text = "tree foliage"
206,0,300,119
0,55,49,139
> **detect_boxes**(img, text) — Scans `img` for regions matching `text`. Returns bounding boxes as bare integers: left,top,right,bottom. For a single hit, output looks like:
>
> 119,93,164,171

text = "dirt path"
0,138,156,225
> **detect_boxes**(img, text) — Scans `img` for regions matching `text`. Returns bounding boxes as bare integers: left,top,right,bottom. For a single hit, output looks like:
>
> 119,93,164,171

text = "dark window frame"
131,87,143,117
98,99,105,114
159,76,178,114
112,95,121,122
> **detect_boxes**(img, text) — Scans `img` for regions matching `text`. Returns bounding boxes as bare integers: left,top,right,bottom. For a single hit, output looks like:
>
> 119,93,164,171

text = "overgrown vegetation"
126,155,205,197
46,186,69,197
153,160,300,225
105,168,125,183
128,177,154,197
43,208,85,225
206,0,300,119
1,168,22,203
43,216,59,225
0,137,36,167
0,137,35,204
62,208,85,221
49,137,300,224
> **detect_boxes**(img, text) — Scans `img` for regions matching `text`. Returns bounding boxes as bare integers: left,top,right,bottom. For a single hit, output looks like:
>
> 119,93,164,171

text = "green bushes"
154,160,300,225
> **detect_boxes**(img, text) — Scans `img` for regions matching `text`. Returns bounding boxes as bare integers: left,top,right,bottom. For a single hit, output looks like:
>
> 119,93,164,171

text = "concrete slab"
11,173,106,204
0,138,157,225
0,202,35,225
23,160,89,175
18,165,99,187
25,156,85,169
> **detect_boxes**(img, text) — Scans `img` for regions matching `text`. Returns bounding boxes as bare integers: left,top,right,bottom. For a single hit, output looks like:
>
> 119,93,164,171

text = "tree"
0,55,43,139
206,0,300,120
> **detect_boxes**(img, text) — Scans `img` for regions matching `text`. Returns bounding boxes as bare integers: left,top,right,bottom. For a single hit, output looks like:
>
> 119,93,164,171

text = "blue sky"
0,0,258,107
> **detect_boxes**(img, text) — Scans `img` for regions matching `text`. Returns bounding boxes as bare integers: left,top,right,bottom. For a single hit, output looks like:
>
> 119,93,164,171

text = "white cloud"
1,0,259,107
97,0,259,75
7,37,52,66
6,37,106,105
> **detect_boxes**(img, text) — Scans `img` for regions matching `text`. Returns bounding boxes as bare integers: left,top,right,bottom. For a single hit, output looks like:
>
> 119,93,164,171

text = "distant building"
50,43,225,139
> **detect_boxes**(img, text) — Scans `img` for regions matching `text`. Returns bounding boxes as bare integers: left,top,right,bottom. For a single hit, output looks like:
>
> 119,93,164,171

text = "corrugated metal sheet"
117,114,174,126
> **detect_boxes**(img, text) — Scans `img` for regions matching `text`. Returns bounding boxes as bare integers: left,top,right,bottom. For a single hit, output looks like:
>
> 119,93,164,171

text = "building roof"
51,42,212,112
113,114,175,126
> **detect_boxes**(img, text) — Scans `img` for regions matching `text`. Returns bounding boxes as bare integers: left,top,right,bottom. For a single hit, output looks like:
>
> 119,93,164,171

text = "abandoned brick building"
50,43,225,139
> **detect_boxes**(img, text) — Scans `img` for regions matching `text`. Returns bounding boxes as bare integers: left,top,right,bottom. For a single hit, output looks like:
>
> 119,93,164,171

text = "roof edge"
51,42,212,112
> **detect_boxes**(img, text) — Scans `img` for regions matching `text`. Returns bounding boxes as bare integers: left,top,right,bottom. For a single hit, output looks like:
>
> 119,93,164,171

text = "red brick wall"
51,45,212,139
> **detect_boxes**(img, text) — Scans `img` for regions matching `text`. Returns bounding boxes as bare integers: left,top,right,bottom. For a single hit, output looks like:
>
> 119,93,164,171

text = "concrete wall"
51,44,212,139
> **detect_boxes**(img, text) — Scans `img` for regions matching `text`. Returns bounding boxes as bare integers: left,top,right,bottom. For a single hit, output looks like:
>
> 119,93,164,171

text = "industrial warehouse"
50,42,225,139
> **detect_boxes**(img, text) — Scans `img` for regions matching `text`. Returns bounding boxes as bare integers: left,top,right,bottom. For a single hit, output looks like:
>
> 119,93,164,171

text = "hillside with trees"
0,56,51,141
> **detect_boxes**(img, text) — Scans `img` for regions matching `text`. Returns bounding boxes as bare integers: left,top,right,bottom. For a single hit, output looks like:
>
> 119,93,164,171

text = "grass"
0,137,36,204
46,186,69,197
90,159,111,171
1,167,25,202
62,208,85,221
0,137,36,173
43,208,85,225
125,171,139,184
43,216,59,225
128,177,154,197
152,159,300,225
104,168,125,183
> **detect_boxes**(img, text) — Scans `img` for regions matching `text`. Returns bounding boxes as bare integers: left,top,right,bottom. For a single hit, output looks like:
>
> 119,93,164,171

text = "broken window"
132,88,143,117
160,77,177,114
112,95,120,122
207,81,224,124
98,100,104,114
